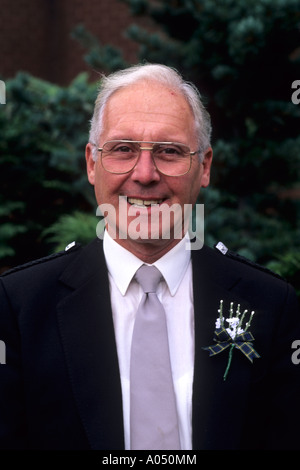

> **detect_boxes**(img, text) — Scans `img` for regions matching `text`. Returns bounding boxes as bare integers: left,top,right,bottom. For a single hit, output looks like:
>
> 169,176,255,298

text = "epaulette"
214,241,285,281
0,241,81,277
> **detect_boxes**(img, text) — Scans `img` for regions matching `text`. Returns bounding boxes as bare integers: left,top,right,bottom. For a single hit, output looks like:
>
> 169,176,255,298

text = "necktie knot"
135,264,162,294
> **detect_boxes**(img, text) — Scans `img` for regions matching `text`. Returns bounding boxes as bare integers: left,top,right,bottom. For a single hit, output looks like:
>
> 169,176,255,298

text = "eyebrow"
105,136,134,141
103,137,184,143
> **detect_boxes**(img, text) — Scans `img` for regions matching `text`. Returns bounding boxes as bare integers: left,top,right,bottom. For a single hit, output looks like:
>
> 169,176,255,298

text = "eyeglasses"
96,140,200,177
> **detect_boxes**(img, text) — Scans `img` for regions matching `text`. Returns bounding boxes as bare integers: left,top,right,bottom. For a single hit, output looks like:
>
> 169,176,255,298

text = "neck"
110,236,184,264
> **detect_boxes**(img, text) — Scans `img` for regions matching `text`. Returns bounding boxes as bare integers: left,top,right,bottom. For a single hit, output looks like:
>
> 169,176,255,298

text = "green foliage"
0,202,27,258
42,211,98,252
118,0,300,289
1,1,299,295
0,72,97,270
71,25,128,73
72,0,300,292
267,251,300,296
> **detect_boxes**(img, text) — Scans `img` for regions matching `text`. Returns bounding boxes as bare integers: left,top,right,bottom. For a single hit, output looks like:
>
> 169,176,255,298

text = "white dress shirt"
103,231,195,450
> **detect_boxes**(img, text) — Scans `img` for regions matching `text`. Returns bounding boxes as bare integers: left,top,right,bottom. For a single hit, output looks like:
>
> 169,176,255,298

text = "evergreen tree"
117,0,300,270
72,0,300,289
1,1,299,292
0,73,97,270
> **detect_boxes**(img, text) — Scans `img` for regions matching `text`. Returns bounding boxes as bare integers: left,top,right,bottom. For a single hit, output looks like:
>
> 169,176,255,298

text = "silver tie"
130,264,181,450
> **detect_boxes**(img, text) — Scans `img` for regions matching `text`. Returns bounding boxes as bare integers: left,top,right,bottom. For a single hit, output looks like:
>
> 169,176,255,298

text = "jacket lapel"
57,239,124,450
56,239,256,450
191,246,253,449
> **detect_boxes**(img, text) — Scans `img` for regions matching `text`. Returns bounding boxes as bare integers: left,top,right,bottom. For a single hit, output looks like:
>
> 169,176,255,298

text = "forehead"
101,80,196,141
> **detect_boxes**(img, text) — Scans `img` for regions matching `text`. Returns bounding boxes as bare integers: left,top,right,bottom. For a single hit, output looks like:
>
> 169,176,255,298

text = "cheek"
93,168,127,203
93,167,109,204
168,178,200,207
183,169,203,203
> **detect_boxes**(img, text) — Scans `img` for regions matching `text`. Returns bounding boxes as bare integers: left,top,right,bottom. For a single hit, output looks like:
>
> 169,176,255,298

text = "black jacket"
0,239,299,449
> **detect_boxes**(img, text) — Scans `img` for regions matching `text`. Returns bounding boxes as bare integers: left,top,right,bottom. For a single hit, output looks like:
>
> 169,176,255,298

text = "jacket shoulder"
0,242,82,278
213,241,285,281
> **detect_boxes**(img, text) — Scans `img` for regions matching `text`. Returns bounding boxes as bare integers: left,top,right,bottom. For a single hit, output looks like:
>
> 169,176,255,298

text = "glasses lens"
101,141,192,176
152,143,191,176
102,141,139,173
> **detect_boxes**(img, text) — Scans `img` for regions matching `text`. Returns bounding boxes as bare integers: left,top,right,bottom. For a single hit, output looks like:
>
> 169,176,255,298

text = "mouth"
127,197,165,208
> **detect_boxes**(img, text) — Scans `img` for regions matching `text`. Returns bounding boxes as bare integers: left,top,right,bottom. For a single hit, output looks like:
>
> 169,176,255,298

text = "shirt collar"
103,231,191,296
153,234,191,295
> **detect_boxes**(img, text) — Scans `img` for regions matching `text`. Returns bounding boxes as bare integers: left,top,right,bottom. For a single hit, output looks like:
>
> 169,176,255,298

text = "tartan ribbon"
203,328,260,363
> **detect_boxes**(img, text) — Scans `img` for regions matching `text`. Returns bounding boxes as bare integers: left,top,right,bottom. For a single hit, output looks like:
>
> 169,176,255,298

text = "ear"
200,147,213,188
85,143,96,185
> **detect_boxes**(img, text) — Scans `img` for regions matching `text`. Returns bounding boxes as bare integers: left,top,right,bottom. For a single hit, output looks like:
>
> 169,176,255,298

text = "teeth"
128,198,163,207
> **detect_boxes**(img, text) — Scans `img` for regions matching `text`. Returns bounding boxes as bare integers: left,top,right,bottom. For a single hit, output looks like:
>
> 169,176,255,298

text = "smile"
127,197,164,207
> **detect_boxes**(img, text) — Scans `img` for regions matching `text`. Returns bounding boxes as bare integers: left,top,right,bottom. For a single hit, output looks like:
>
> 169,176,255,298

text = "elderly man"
0,64,299,450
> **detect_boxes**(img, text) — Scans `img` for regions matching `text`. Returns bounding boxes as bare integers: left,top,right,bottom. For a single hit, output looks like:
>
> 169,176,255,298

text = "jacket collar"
191,245,253,449
57,238,125,449
57,239,252,450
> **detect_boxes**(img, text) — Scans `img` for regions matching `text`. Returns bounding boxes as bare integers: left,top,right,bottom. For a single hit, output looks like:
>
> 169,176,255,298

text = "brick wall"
0,0,150,85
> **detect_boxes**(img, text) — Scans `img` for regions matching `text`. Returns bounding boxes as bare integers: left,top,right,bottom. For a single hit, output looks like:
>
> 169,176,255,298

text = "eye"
155,144,185,157
165,146,180,154
113,144,134,153
164,147,179,154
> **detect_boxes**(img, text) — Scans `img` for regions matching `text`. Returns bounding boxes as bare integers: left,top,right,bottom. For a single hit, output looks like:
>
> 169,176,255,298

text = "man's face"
86,80,212,261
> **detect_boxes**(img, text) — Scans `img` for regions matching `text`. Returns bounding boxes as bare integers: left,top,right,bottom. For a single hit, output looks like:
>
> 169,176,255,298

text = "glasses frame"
96,140,200,177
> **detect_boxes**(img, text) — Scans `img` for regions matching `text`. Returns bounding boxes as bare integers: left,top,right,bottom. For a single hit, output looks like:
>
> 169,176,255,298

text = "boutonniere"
203,300,260,381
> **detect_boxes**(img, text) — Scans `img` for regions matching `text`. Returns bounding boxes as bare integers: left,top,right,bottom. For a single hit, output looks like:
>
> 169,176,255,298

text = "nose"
131,149,161,184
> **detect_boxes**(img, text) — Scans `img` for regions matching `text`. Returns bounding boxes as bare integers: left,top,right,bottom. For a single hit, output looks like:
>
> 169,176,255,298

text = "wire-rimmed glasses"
96,140,201,177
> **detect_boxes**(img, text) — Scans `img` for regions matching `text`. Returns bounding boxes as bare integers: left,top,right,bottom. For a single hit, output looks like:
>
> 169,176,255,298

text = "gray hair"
89,63,212,161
